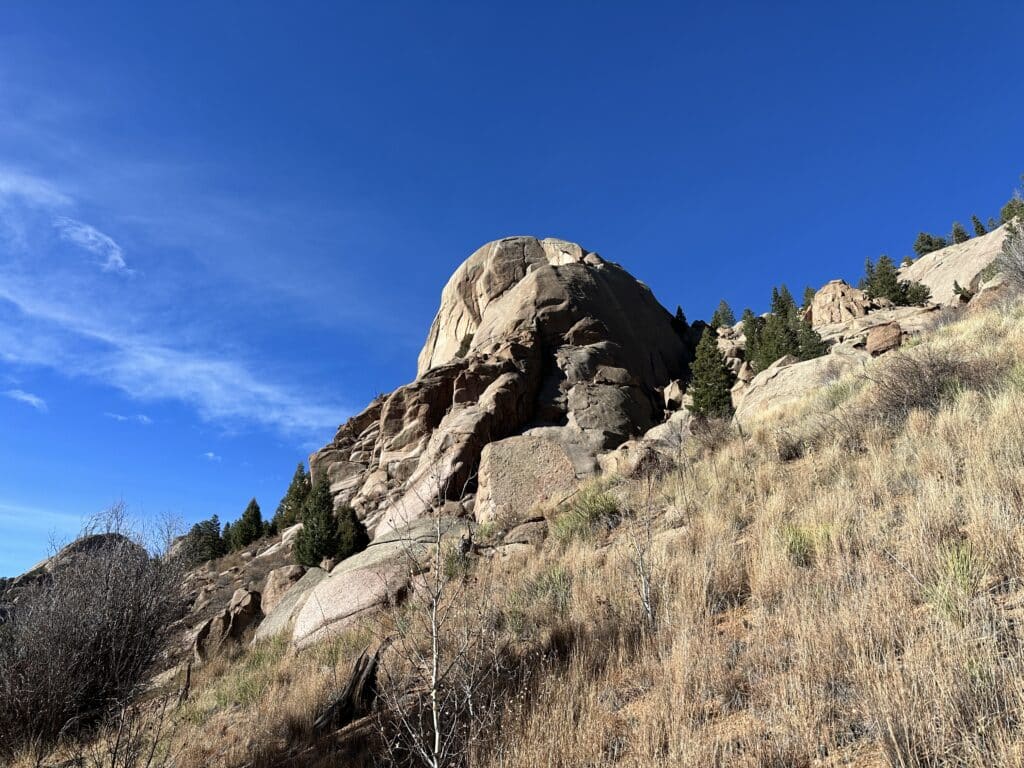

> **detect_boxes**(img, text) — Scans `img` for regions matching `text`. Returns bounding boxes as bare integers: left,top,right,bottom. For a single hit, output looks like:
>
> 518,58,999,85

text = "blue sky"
2,2,1022,574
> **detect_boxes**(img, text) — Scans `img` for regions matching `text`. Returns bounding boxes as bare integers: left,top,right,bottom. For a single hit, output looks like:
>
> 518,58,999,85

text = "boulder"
291,518,465,649
734,347,869,428
866,322,902,356
900,225,1009,305
663,379,685,411
194,588,263,661
262,565,306,615
254,567,327,642
475,435,579,524
310,237,690,537
967,274,1013,315
808,280,869,328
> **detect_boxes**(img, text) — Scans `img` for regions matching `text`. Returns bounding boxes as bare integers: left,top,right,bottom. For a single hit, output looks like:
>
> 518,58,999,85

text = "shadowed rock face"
310,236,690,538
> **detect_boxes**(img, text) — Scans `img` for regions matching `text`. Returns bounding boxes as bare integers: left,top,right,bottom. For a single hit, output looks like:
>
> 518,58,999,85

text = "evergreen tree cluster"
860,255,931,307
1001,193,1024,225
181,515,228,565
293,478,369,567
742,285,827,373
909,188,1024,260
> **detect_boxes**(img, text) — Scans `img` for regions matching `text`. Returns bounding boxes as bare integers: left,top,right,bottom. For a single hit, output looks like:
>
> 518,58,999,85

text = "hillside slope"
22,295,1018,768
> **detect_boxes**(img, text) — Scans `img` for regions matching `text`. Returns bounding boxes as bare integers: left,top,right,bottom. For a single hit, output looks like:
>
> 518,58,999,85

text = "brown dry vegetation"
18,299,1024,768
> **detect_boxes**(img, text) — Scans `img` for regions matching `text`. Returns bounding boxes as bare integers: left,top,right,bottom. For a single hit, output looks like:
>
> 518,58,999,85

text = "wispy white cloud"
104,412,152,425
0,166,349,440
0,275,348,437
3,388,47,412
0,168,71,208
201,451,221,462
53,216,130,273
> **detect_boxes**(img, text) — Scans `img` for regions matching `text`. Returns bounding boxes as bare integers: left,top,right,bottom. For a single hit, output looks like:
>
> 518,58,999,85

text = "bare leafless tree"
374,468,511,768
999,221,1024,293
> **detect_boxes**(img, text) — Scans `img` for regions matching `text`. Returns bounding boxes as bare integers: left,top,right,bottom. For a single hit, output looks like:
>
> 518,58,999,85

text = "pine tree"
1001,193,1024,224
741,308,762,366
670,305,690,342
988,217,999,231
903,281,932,306
913,232,948,257
686,328,736,418
862,255,903,302
795,318,827,360
901,255,914,267
293,479,369,567
674,306,688,328
183,514,227,564
862,255,931,306
294,479,340,567
951,221,970,244
972,215,987,237
337,505,370,560
771,285,797,320
751,312,798,372
273,462,312,531
709,299,735,329
802,286,816,310
230,498,264,551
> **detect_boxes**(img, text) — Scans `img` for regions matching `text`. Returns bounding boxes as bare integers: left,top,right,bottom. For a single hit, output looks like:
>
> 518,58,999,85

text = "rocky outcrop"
814,305,941,347
310,237,690,537
900,225,1009,305
193,588,263,661
807,280,870,328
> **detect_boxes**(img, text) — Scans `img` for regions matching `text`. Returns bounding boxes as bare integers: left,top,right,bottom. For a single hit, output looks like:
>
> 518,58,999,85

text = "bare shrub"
0,505,187,758
866,346,999,426
42,695,180,768
376,513,515,768
999,222,1024,292
689,415,734,455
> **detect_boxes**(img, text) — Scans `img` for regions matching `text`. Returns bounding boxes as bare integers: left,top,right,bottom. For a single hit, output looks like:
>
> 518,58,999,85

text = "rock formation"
310,236,690,537
900,225,1009,305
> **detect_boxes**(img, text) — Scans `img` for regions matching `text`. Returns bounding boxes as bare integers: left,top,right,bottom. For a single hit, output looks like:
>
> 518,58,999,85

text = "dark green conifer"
183,515,227,564
293,479,369,567
273,462,311,531
229,498,264,551
951,221,970,244
709,299,735,329
751,312,797,371
972,215,987,237
1001,194,1024,224
686,328,736,418
913,232,948,257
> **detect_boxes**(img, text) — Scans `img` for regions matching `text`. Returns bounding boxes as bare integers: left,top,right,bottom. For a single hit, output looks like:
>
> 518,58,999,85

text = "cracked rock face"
310,236,690,538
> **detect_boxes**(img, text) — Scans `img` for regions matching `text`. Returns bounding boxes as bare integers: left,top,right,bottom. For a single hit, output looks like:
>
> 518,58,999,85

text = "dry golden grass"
27,299,1024,768
478,299,1024,767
